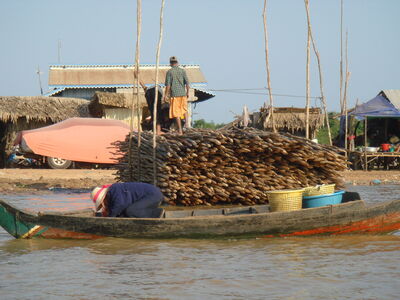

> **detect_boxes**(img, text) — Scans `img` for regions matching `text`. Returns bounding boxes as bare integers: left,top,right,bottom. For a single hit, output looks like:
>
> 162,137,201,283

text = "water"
0,186,399,299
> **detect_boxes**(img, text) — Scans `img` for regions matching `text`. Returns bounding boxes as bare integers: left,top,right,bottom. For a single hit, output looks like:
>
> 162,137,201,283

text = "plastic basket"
267,189,305,212
303,184,335,197
303,191,345,208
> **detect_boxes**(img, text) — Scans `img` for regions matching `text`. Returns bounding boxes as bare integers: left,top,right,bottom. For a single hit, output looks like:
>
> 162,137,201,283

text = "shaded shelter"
347,90,400,170
348,90,400,146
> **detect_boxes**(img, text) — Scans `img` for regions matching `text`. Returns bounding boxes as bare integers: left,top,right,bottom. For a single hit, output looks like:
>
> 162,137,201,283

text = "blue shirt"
107,182,162,217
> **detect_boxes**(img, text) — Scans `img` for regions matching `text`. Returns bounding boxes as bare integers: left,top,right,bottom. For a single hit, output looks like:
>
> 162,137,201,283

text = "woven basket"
303,184,335,197
267,189,305,212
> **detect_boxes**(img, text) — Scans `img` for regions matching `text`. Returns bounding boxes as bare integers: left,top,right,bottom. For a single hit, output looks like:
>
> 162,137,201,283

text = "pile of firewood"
114,128,346,206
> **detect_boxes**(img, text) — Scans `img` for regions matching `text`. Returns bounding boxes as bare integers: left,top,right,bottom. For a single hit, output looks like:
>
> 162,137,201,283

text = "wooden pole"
262,0,276,132
152,0,166,185
304,0,332,145
128,0,142,181
305,0,311,139
36,66,44,96
343,31,350,158
339,0,344,114
364,117,368,171
384,118,388,141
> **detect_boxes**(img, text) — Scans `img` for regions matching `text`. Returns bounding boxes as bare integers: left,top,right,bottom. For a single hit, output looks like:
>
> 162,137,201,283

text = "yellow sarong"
169,96,187,119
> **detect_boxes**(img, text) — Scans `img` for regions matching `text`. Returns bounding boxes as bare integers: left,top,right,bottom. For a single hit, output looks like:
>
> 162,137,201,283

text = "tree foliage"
193,119,225,130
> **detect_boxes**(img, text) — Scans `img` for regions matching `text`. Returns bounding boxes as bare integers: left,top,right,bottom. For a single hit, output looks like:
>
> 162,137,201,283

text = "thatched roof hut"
88,92,147,117
224,106,324,138
0,96,89,167
257,107,323,134
88,92,150,128
0,96,89,123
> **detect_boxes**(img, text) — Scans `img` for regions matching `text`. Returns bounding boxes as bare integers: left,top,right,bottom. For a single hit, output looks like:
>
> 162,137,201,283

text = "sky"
1,0,399,124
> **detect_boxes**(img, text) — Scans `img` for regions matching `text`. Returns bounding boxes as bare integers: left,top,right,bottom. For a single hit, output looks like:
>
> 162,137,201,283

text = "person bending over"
91,182,164,218
136,74,168,135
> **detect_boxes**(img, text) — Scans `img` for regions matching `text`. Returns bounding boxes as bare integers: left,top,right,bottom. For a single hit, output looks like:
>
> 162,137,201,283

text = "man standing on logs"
164,56,190,135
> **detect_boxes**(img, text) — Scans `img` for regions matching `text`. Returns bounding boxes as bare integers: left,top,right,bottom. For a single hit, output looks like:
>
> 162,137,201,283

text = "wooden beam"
152,0,166,184
304,0,332,145
305,0,311,139
364,117,368,171
263,0,276,132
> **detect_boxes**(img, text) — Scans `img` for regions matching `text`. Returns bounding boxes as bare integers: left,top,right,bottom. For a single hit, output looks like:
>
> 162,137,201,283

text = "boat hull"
0,199,399,239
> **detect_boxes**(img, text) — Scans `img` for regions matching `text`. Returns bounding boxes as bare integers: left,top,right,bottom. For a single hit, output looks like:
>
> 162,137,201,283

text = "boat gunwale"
33,200,369,222
0,199,376,223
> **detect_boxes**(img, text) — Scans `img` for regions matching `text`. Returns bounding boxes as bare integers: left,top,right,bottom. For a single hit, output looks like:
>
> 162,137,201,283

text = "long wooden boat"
1,195,400,239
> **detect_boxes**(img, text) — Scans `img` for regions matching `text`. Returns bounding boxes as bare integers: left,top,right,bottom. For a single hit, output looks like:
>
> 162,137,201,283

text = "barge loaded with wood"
1,128,399,240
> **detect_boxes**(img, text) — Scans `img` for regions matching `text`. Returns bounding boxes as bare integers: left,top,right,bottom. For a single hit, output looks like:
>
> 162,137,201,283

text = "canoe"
1,195,400,239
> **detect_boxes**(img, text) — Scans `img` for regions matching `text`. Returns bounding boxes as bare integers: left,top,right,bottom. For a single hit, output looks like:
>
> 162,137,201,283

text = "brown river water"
0,185,399,300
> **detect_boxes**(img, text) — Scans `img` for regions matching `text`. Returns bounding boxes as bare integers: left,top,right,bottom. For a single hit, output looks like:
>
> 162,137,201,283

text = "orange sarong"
169,96,188,119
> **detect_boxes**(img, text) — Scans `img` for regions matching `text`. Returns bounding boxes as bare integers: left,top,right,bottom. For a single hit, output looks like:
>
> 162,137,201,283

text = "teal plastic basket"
302,191,345,208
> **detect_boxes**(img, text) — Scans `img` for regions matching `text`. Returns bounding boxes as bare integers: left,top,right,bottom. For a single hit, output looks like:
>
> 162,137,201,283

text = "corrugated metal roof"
49,63,200,68
48,64,207,86
381,90,400,110
45,87,66,97
46,85,215,103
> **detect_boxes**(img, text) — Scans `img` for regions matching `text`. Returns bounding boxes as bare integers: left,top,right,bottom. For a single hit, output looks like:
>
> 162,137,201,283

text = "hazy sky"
1,0,399,123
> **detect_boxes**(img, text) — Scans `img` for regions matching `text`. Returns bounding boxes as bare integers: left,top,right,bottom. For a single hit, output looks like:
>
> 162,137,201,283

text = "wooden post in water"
152,0,166,185
304,0,332,145
305,0,311,139
262,0,276,132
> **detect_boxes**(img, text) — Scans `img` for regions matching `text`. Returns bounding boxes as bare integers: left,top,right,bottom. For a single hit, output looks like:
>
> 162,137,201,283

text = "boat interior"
41,205,271,219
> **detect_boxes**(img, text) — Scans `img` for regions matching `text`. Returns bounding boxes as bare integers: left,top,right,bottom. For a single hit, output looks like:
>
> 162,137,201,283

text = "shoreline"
0,169,400,194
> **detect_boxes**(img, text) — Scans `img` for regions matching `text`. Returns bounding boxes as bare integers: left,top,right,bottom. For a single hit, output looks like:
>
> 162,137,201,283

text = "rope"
209,88,322,99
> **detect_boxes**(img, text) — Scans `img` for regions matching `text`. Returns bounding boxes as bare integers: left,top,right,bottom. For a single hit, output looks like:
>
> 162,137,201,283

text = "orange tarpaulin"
18,118,130,164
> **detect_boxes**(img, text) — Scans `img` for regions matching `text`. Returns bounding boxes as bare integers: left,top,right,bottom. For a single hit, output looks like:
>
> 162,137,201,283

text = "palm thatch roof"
89,91,148,117
223,107,324,134
260,107,324,132
0,96,89,123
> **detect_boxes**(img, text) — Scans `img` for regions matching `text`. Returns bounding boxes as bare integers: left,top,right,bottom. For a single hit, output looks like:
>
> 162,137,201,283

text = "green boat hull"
0,204,37,238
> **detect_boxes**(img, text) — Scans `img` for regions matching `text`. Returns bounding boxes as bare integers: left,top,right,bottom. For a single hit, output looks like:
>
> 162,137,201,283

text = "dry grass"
0,96,89,123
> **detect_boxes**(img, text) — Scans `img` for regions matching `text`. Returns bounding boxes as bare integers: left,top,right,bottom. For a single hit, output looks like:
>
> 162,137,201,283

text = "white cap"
91,185,111,212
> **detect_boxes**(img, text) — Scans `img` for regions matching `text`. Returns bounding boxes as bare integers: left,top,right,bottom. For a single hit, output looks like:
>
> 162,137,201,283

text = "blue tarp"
350,95,400,117
338,94,400,147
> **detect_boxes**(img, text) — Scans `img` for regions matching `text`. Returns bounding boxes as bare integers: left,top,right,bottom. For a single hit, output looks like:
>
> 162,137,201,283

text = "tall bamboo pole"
305,0,311,139
343,31,350,158
152,0,166,185
128,0,142,181
304,0,332,145
262,0,275,132
339,0,344,114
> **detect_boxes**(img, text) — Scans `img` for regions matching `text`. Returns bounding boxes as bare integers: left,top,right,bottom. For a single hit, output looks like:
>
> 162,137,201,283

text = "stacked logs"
114,128,347,206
